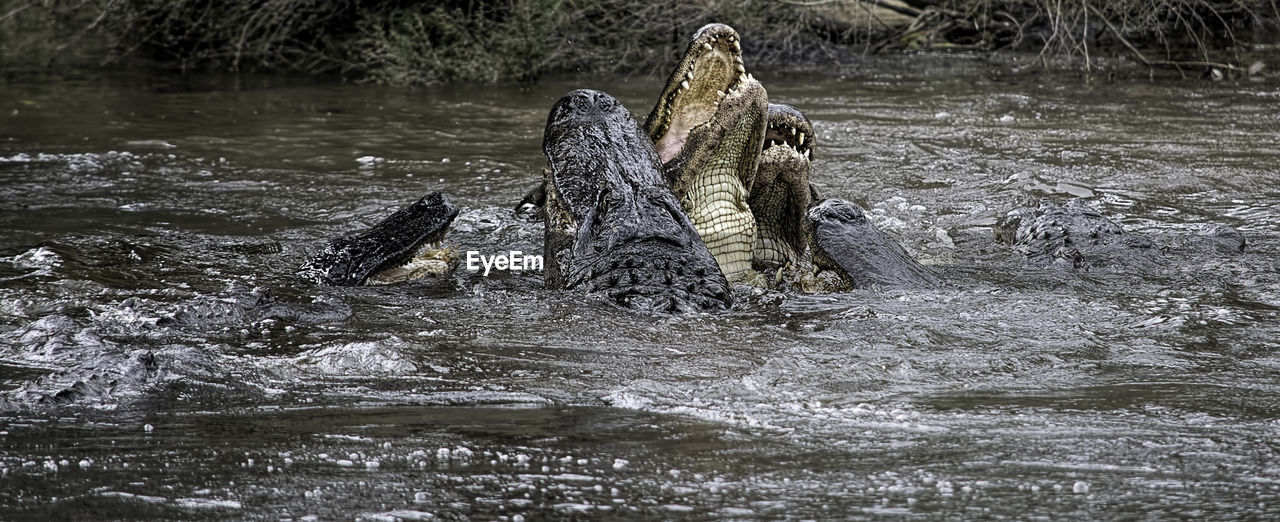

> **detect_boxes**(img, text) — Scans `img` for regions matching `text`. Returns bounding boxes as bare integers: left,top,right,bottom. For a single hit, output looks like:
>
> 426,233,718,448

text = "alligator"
808,198,944,288
641,23,766,280
750,103,816,271
742,102,941,290
299,192,460,286
541,89,731,312
995,198,1245,269
635,23,939,290
302,23,940,311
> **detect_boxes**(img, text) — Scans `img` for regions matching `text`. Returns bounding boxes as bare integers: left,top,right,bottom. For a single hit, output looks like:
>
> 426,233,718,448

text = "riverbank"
2,1,1276,83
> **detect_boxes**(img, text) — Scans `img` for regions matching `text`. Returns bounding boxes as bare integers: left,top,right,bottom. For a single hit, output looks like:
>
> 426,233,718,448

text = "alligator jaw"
672,76,767,280
751,103,816,270
644,23,748,166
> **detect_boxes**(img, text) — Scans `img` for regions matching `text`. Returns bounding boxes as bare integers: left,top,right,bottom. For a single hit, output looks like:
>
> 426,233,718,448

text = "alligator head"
745,106,939,290
542,89,731,313
300,192,460,286
808,199,942,289
750,103,816,271
643,23,767,280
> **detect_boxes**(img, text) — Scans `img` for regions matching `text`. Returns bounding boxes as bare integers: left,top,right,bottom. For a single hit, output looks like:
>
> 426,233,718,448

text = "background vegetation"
2,0,1276,83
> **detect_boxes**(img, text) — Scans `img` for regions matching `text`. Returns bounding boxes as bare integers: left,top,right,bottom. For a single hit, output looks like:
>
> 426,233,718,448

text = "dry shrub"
2,0,1276,82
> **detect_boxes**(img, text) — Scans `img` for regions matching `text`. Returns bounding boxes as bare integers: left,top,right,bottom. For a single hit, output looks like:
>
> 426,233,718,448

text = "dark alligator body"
541,89,731,312
995,198,1245,270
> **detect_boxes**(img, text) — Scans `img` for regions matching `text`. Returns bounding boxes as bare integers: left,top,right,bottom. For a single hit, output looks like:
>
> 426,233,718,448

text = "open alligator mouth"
673,77,767,279
762,103,814,162
751,103,816,270
641,24,765,280
643,23,749,166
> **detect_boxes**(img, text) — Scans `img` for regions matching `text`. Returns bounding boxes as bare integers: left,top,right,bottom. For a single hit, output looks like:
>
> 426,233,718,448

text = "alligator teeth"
733,40,741,52
680,80,689,90
703,42,713,51
736,63,745,74
686,70,694,81
790,127,797,135
716,90,725,98
804,149,811,159
798,132,805,145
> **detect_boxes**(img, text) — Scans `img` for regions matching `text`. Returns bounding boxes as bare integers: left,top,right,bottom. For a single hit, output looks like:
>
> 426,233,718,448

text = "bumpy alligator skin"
994,197,1244,269
643,23,767,280
542,89,732,312
300,192,458,286
750,103,816,271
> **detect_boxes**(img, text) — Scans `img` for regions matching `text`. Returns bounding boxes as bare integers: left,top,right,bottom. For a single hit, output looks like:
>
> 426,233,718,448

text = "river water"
2,62,1278,519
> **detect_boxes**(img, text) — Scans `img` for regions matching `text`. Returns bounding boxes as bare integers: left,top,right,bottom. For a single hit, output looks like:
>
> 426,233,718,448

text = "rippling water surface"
2,63,1279,519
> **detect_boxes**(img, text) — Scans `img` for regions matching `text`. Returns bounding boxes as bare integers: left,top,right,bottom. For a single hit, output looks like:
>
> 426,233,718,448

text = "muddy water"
1,64,1279,519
